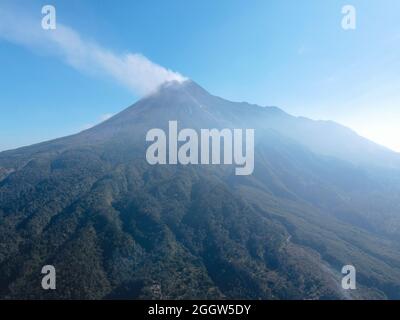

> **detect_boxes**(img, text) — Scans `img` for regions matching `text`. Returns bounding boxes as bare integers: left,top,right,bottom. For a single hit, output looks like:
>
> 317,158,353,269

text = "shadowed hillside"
1,80,400,299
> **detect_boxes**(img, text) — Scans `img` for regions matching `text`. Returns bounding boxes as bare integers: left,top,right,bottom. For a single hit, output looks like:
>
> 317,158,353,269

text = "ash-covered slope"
1,80,400,299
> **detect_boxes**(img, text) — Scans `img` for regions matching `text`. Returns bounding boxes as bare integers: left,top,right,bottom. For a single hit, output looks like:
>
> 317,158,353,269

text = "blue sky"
0,0,399,151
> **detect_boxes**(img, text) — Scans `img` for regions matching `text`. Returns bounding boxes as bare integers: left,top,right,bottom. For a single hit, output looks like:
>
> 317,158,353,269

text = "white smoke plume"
0,3,187,95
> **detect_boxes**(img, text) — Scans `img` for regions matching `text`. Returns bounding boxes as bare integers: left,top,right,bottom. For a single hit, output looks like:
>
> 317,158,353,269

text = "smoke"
0,3,187,95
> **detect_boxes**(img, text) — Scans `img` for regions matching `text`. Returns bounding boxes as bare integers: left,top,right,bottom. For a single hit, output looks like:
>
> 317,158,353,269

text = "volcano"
1,80,400,299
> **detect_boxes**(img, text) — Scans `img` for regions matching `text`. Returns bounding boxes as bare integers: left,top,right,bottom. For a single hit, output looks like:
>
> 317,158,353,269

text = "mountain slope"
1,80,400,299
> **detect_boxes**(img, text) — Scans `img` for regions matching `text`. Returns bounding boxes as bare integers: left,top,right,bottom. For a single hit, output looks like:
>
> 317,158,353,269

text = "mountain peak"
154,79,209,98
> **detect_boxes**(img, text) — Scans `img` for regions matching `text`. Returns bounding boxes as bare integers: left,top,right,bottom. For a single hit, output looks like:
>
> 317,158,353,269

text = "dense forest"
1,81,400,299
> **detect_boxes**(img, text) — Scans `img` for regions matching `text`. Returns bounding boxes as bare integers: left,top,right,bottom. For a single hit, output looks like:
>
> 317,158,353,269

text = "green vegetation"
1,81,400,299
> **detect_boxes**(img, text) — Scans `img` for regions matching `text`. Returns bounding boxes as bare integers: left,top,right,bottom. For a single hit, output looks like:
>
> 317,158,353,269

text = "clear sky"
0,0,399,152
